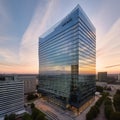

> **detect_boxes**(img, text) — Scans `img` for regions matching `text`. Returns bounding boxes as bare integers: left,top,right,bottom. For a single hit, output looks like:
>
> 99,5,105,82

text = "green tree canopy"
110,112,120,120
22,113,32,120
9,113,16,120
4,115,9,120
31,103,35,109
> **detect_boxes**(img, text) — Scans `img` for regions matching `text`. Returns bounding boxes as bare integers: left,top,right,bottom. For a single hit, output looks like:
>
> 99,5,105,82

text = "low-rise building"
98,72,107,82
17,75,37,94
118,74,120,82
96,81,107,87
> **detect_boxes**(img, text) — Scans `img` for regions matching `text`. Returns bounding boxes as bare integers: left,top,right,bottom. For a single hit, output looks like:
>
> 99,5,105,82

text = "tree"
116,89,120,95
113,90,120,112
31,103,35,109
9,113,16,120
110,112,120,120
86,105,99,120
91,106,99,118
104,97,112,106
104,97,114,120
4,115,9,120
31,108,39,120
96,86,103,93
36,85,39,89
31,108,46,120
86,93,108,120
27,93,38,101
22,113,32,120
105,105,113,119
86,111,93,120
36,113,45,120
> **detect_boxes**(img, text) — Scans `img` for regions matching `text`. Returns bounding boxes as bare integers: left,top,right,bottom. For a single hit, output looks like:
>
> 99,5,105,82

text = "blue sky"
0,0,120,73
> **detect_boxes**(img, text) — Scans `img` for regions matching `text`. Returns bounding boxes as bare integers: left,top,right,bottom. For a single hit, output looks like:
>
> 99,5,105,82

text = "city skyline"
0,0,120,74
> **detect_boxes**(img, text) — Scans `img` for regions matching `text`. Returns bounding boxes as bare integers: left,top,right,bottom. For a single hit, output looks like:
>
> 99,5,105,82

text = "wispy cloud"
0,0,57,73
0,48,16,60
0,0,83,74
0,0,120,74
96,18,120,72
0,1,18,73
20,0,56,72
105,64,120,68
97,18,120,52
0,36,18,44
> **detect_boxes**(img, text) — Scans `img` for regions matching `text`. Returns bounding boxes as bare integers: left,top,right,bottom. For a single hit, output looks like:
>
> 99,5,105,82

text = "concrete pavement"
34,96,99,120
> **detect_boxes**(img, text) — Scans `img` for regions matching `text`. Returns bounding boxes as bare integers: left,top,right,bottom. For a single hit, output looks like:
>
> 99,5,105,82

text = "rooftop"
40,4,95,40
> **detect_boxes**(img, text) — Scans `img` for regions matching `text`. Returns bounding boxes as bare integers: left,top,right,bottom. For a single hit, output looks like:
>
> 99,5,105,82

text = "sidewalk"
75,96,99,120
34,96,99,120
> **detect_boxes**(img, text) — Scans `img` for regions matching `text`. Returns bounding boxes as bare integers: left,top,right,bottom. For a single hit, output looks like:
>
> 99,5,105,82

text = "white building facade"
17,75,37,94
0,75,25,118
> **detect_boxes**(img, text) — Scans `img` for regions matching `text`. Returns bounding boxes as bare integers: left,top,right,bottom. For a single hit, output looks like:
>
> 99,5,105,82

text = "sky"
0,0,120,74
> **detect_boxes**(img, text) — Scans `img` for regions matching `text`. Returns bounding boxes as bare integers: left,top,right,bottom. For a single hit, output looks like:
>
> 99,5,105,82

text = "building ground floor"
34,95,99,120
39,91,95,115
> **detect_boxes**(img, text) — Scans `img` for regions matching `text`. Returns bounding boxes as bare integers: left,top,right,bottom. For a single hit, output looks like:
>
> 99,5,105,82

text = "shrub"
105,105,113,120
22,113,32,120
27,93,38,101
4,115,9,120
31,103,35,109
36,113,45,120
113,89,120,112
104,97,112,106
32,108,39,120
110,112,120,120
32,108,46,120
96,86,103,93
86,92,108,120
86,111,93,120
104,97,114,120
116,89,120,95
9,114,16,120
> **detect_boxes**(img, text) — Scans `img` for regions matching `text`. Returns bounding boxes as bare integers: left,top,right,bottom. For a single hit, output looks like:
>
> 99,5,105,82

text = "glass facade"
38,5,96,108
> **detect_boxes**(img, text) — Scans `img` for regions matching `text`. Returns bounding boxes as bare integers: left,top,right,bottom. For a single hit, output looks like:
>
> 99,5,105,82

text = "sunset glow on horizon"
0,0,120,74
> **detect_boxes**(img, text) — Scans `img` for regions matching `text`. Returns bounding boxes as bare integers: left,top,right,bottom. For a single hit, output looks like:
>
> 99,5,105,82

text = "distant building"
98,72,107,82
0,75,25,118
17,75,37,94
96,81,107,87
38,4,96,113
118,74,120,82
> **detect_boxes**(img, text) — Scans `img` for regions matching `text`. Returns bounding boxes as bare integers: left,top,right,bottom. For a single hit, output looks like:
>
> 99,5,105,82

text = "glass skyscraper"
38,5,96,110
